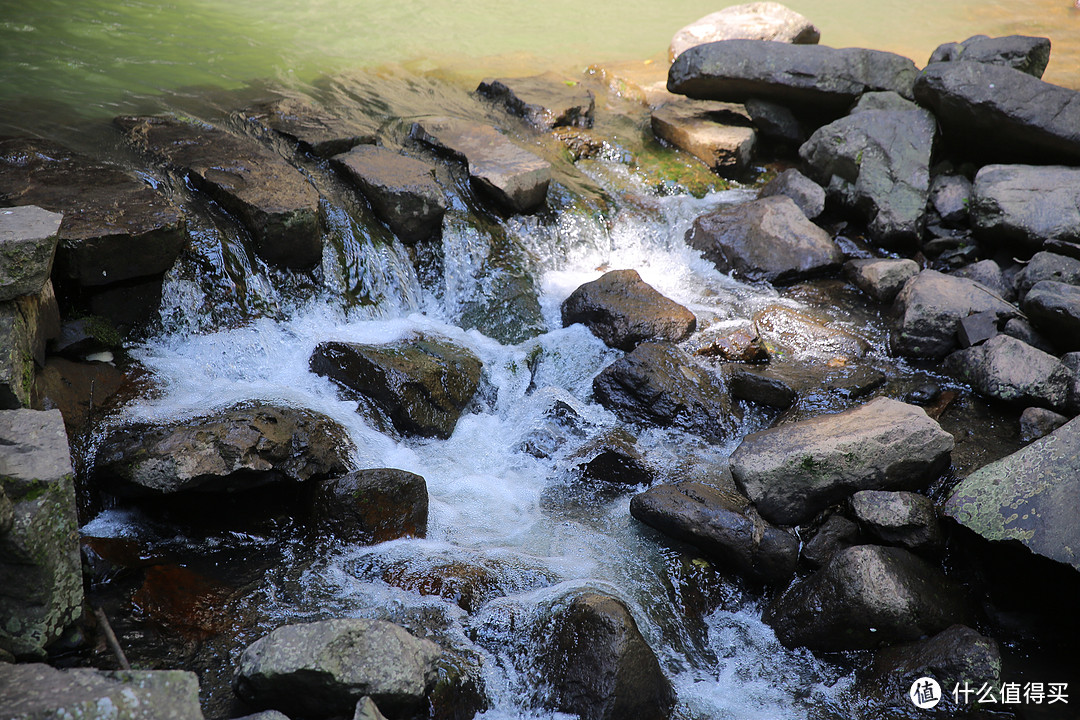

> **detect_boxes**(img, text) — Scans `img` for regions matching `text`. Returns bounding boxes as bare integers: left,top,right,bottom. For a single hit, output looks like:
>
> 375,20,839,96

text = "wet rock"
382,559,502,614
685,196,842,284
115,115,322,268
248,97,377,157
551,126,607,161
311,468,428,543
727,368,796,409
943,415,1080,572
630,480,798,585
850,490,942,551
332,145,445,244
668,2,820,61
0,282,60,409
743,98,808,144
971,165,1080,253
695,327,768,363
457,259,545,345
929,174,972,228
650,100,756,176
799,95,936,246
50,316,123,359
0,663,204,720
730,397,954,525
540,591,674,720
1022,281,1080,351
592,342,739,442
477,74,595,130
568,429,654,485
411,117,550,213
310,335,482,439
668,40,919,116
845,258,920,304
31,357,127,433
928,34,1051,78
891,270,1018,358
93,402,354,495
1015,251,1080,298
757,168,824,219
0,205,61,302
234,618,441,718
802,514,859,568
763,544,967,651
1002,317,1056,354
944,334,1076,412
133,564,234,640
951,259,1012,303
561,269,696,351
586,59,677,109
752,304,869,360
913,63,1080,164
1020,406,1069,442
0,409,81,659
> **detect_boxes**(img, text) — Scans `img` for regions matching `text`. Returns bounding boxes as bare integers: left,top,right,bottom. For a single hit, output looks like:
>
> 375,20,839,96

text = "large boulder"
247,97,377,157
311,468,428,543
943,415,1080,572
0,409,82,659
669,2,820,61
757,168,825,219
0,205,62,302
730,397,954,525
763,544,967,651
650,100,756,176
233,618,441,718
970,164,1080,253
630,480,798,585
93,402,354,495
927,34,1051,78
850,490,942,552
476,74,595,130
685,195,842,284
561,269,696,350
310,335,482,439
115,115,322,268
1021,280,1080,351
943,334,1077,412
668,40,919,116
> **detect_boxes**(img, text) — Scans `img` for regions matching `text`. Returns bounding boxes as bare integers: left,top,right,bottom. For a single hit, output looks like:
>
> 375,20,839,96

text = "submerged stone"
311,468,428,543
248,97,377,157
477,73,595,130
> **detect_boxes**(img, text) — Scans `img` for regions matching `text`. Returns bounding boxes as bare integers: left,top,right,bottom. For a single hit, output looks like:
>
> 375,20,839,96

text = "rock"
630,481,798,584
85,275,165,331
850,490,942,551
952,259,1012,302
1020,406,1069,442
1022,280,1080,350
0,206,62,302
476,74,595,130
592,342,739,442
50,316,123,359
0,664,204,720
929,174,972,228
695,327,768,363
560,269,696,351
650,100,756,176
757,168,825,219
0,283,61,409
763,544,967,651
0,484,12,535
956,310,998,348
0,409,81,659
410,117,550,213
943,415,1080,572
248,97,377,157
311,468,428,543
310,335,482,439
730,397,954,525
891,270,1018,358
585,59,678,109
799,96,936,246
332,145,445,244
928,34,1051,78
944,334,1076,412
752,304,869,360
845,258,920,304
801,514,860,568
540,591,674,720
115,115,322,268
234,618,441,718
93,402,354,495
568,429,653,485
971,165,1080,252
669,2,820,61
31,357,128,433
685,195,842,284
668,40,919,116
727,368,796,409
0,138,188,287
456,258,545,345
381,558,502,613
913,62,1080,164
743,98,808,144
353,696,389,720
1003,317,1056,354
235,712,291,720
1015,251,1080,298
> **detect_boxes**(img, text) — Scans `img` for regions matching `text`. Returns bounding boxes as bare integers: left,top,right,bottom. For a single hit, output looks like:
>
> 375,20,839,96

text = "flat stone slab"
0,138,187,287
115,115,322,268
410,116,550,213
477,73,595,130
650,100,756,176
971,164,1080,252
0,206,62,301
669,2,820,61
248,97,377,157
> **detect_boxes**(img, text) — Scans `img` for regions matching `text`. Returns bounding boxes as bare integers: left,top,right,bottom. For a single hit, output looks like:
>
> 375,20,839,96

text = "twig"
93,606,131,671
973,284,1028,321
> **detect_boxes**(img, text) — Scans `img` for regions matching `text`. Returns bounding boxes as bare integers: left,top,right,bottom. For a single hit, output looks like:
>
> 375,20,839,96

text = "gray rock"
234,713,291,720
1020,406,1069,442
943,415,1080,572
630,480,798,585
0,409,81,659
956,310,998,348
849,90,920,114
568,429,654,485
799,101,936,246
561,269,696,351
477,74,595,130
650,100,756,176
685,195,842,284
1015,251,1080,298
311,469,428,543
0,206,62,302
763,545,967,651
845,258,920,304
727,368,796,409
1003,317,1056,354
850,490,942,551
353,696,388,720
234,618,441,718
929,174,972,227
952,259,1012,302
410,117,550,213
891,270,1018,358
730,396,954,525
93,403,354,495
743,98,807,143
0,282,60,409
971,165,1080,252
332,145,445,244
928,34,1051,78
1022,280,1080,351
668,40,919,116
0,483,12,535
0,664,204,720
310,335,482,439
116,115,322,268
757,168,825,219
802,514,860,568
248,97,377,157
944,334,1076,412
669,2,820,61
